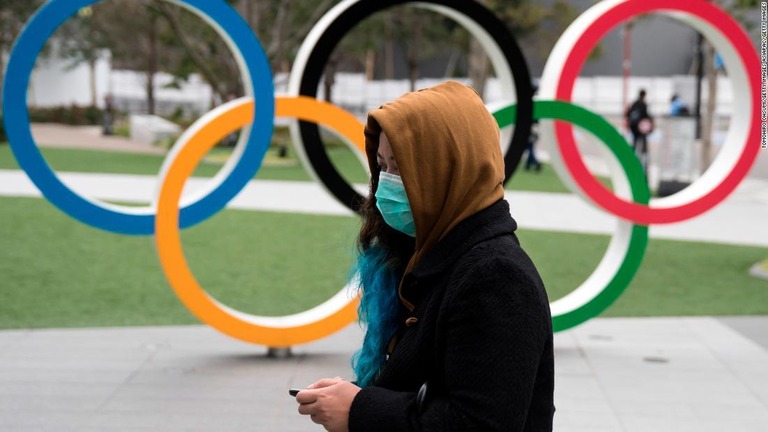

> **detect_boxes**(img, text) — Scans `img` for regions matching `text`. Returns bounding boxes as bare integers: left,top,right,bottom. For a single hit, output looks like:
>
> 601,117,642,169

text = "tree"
238,0,336,73
392,9,455,92
466,0,579,99
152,1,239,104
82,0,176,115
331,6,459,94
151,0,336,105
58,7,111,107
698,0,759,171
0,0,46,113
468,0,546,98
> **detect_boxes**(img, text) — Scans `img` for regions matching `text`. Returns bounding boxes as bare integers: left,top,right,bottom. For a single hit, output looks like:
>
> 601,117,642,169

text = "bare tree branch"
274,0,335,56
152,1,226,100
266,0,291,57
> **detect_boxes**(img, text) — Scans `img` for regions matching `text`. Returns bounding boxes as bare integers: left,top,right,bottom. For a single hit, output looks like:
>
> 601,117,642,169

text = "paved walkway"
1,169,767,247
13,123,767,247
31,124,165,155
1,317,767,431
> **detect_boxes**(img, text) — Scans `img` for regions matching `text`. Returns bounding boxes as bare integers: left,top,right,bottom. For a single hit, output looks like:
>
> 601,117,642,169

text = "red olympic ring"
551,0,760,225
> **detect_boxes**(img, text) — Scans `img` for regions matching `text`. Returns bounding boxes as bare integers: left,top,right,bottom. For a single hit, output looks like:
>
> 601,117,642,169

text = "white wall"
23,48,211,116
109,70,212,117
24,54,733,122
27,50,111,109
278,72,733,121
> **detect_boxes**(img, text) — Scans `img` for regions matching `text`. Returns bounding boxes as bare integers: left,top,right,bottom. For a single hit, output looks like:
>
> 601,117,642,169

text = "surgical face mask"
375,172,416,237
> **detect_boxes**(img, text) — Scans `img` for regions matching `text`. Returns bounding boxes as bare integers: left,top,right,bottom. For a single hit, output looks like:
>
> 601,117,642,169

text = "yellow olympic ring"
154,96,365,346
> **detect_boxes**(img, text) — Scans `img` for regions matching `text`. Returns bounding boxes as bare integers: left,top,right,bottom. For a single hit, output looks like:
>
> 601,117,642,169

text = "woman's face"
376,132,400,176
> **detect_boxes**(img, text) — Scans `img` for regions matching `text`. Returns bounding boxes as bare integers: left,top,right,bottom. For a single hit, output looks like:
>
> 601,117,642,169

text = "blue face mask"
375,172,416,237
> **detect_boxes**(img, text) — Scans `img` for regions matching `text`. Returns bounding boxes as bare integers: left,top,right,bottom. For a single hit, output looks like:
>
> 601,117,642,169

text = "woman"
296,81,554,431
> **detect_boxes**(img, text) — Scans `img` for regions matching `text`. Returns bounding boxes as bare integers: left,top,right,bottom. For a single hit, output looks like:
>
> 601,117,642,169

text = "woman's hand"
296,377,361,432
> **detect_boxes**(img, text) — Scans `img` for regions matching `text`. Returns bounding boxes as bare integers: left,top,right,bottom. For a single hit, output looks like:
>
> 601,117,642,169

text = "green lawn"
0,196,765,329
0,144,605,194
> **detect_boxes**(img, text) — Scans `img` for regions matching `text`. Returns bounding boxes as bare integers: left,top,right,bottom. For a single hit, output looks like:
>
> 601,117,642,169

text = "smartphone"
289,388,302,397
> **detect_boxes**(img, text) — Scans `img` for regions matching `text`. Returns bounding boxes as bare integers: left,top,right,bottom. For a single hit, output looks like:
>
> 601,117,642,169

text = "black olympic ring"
295,0,533,213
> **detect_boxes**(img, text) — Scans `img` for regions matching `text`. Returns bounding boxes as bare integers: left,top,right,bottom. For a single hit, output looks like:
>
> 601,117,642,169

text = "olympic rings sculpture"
3,0,760,345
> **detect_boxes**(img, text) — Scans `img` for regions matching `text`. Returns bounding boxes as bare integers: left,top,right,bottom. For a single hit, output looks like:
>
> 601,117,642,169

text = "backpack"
628,103,643,127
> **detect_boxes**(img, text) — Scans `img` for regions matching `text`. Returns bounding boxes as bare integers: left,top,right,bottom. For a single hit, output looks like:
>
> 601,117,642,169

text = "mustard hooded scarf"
364,81,505,311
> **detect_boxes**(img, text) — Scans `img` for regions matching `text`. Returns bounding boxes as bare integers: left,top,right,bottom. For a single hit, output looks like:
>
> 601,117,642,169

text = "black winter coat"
349,200,555,431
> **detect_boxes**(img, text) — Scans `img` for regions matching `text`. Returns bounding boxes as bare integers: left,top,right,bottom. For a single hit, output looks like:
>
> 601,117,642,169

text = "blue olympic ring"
2,0,274,235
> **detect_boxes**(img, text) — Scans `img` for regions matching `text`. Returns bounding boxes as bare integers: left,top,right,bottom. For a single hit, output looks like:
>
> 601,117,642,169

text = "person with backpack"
625,89,654,174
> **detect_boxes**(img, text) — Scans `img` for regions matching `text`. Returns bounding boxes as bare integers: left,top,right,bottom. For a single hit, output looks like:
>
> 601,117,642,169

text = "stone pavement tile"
610,400,697,421
100,392,286,415
0,383,116,430
0,394,106,412
590,361,760,405
552,428,621,432
97,382,312,430
290,353,357,387
620,413,768,432
0,410,87,431
85,411,312,431
690,402,768,422
0,351,150,370
0,329,166,363
289,324,364,386
555,375,608,400
294,323,365,353
0,382,116,398
578,345,726,374
126,360,296,389
570,317,703,349
565,317,768,430
553,373,622,429
123,326,272,350
554,395,615,415
0,330,30,353
0,331,152,385
611,398,768,428
0,344,151,365
553,331,592,376
118,361,301,404
0,366,138,385
734,368,768,408
104,381,268,401
682,317,768,408
552,408,624,431
684,317,768,362
718,316,768,350
598,368,759,396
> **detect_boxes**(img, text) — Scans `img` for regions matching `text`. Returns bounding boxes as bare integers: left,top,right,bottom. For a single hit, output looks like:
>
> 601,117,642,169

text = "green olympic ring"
494,100,649,332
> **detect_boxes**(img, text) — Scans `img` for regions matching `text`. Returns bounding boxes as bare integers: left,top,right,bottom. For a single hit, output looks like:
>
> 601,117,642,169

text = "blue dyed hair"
350,246,401,387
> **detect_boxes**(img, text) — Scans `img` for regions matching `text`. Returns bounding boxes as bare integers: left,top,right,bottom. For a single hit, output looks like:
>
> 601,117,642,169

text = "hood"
364,81,505,310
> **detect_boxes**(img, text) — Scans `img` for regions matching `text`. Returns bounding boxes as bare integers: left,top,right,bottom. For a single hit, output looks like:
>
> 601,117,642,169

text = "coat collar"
409,199,518,281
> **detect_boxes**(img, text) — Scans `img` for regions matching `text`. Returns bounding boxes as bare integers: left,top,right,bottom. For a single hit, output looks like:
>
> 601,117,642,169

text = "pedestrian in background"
625,89,654,174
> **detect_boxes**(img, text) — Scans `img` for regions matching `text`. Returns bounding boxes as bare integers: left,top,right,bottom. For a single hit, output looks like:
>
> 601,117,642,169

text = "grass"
0,196,359,328
518,230,768,317
0,144,606,194
0,144,317,182
0,196,765,330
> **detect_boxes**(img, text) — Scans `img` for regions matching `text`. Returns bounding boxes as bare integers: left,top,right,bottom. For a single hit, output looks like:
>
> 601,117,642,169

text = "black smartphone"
289,388,302,397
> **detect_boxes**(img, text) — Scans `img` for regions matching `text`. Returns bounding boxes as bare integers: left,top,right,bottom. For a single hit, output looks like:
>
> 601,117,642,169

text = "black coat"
349,200,555,431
